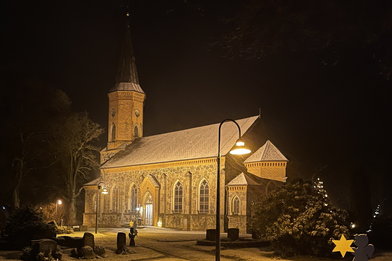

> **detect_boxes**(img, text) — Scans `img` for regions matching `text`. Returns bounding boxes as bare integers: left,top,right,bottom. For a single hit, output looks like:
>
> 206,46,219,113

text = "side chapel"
82,22,288,234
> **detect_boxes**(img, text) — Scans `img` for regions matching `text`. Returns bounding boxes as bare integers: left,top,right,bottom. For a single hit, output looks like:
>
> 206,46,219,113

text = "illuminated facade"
82,25,288,233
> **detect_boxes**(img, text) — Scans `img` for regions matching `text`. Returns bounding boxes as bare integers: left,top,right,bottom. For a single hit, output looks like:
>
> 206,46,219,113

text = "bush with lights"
251,179,350,257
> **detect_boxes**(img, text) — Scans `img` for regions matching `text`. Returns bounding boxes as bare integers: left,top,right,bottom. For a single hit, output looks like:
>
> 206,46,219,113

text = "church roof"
227,173,259,186
244,140,288,163
102,115,260,169
84,178,100,187
110,19,144,94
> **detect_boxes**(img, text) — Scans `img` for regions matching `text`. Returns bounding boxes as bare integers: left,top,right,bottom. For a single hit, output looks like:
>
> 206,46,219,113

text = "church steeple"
111,12,144,93
106,11,146,151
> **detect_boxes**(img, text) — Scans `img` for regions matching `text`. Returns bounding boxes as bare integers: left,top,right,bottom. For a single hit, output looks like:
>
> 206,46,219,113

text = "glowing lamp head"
230,140,251,155
57,199,62,205
101,188,109,194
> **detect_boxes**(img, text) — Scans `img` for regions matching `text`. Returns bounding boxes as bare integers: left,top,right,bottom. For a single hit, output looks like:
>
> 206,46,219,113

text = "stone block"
206,229,216,241
82,232,95,249
116,232,127,254
227,228,239,241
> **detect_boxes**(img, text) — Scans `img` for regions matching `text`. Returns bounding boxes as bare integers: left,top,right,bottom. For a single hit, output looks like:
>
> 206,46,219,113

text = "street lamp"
216,119,251,261
95,182,108,234
55,199,63,225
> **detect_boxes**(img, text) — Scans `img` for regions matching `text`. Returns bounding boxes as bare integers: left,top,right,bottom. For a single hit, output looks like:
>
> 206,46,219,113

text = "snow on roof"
102,115,259,168
244,140,288,163
227,172,260,186
111,82,144,93
84,178,100,187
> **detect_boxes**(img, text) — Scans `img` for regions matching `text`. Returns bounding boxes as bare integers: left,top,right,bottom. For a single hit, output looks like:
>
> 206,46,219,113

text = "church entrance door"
145,204,153,226
143,192,153,226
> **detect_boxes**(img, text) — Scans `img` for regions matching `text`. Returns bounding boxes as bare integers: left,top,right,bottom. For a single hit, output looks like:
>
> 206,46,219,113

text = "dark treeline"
0,77,103,225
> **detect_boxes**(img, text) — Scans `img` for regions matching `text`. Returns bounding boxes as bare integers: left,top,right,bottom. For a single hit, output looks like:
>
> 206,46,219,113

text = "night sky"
2,1,391,212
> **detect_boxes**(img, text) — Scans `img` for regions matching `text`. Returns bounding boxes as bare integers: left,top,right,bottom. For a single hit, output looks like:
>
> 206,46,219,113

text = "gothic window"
134,125,139,137
111,186,120,212
111,123,116,141
199,180,209,213
232,196,240,215
103,192,109,212
173,181,183,213
92,194,97,213
130,185,137,211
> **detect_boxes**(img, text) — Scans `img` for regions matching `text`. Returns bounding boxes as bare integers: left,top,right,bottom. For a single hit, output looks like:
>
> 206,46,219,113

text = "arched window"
92,193,97,213
232,196,240,215
111,123,116,141
199,180,209,213
130,185,137,211
134,125,139,137
173,181,183,213
111,186,120,212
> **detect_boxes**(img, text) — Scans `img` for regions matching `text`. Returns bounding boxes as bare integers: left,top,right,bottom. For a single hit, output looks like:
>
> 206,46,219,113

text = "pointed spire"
111,10,144,93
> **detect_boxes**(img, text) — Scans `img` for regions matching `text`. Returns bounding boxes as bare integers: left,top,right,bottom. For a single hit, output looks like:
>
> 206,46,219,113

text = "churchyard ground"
0,227,391,261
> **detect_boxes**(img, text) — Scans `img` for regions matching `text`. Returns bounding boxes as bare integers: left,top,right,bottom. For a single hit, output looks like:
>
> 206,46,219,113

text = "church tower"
106,17,145,152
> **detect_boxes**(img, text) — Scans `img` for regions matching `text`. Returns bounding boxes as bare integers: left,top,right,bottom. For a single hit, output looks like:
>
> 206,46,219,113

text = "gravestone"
58,236,83,248
116,232,127,254
206,229,216,241
83,232,95,249
32,239,57,255
227,228,239,241
31,239,62,260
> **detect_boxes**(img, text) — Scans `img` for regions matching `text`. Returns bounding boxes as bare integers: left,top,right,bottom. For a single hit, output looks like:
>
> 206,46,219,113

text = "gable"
244,140,288,163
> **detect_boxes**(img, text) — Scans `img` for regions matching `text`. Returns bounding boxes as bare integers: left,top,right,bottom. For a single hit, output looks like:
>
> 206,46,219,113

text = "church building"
82,22,288,233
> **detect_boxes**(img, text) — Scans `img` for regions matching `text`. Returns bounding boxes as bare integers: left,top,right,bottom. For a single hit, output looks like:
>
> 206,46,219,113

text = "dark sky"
2,1,391,211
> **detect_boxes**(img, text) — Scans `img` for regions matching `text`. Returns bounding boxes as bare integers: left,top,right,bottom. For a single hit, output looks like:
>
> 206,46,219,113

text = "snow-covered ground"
1,227,391,260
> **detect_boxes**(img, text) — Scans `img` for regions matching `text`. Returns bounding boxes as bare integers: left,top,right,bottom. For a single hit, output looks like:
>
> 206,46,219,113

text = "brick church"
82,22,288,233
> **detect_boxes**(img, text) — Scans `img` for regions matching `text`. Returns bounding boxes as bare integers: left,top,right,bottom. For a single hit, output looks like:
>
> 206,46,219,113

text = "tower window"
130,185,137,211
134,125,139,137
173,181,183,213
199,180,209,213
232,196,240,215
111,123,116,141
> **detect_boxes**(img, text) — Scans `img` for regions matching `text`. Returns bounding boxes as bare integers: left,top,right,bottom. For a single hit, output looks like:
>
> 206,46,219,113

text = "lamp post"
95,182,108,234
55,199,62,224
216,119,251,261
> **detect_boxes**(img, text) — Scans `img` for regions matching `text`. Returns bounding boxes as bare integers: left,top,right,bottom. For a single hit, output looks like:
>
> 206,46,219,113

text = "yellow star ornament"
332,235,354,257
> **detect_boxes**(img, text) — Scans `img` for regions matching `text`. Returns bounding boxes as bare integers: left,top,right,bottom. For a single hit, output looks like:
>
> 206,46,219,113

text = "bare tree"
55,112,103,225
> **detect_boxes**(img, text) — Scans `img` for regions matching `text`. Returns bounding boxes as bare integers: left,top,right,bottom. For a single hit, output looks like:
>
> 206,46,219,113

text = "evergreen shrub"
5,207,56,249
251,180,350,257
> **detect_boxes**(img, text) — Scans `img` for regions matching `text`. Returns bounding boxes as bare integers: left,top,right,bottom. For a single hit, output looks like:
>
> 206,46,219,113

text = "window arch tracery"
130,184,137,211
173,181,183,213
199,180,209,213
232,196,240,215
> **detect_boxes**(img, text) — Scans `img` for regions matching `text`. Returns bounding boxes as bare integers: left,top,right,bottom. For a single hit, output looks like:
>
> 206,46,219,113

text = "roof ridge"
244,139,288,163
261,140,270,159
220,117,253,151
141,115,259,140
